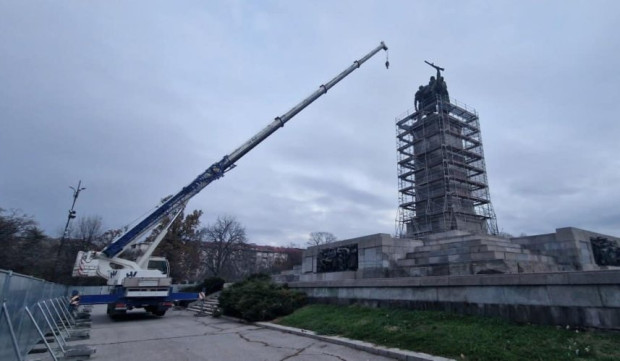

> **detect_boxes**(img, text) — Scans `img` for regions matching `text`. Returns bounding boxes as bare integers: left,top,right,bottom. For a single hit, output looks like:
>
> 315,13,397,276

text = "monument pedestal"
285,227,619,284
276,228,620,329
396,230,561,276
298,234,422,282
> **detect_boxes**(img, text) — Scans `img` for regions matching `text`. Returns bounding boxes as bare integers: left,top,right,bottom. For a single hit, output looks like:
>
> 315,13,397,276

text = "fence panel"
0,270,67,361
1,268,197,361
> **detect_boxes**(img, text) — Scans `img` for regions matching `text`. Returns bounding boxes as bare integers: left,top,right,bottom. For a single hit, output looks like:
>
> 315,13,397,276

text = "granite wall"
289,270,620,329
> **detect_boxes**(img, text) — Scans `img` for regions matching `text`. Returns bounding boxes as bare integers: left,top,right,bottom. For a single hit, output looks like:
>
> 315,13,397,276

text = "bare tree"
0,208,37,240
75,215,103,244
306,231,337,247
97,228,124,246
0,208,56,281
200,216,248,278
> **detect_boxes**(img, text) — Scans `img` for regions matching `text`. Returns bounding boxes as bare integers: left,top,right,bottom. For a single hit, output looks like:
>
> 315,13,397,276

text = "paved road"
68,305,396,361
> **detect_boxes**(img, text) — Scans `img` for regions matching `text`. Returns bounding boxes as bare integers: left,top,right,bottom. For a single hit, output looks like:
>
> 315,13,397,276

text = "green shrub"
219,274,306,322
211,307,223,318
180,276,225,294
245,273,272,282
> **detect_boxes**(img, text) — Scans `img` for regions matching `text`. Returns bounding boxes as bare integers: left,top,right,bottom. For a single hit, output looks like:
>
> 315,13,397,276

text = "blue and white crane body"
72,42,389,317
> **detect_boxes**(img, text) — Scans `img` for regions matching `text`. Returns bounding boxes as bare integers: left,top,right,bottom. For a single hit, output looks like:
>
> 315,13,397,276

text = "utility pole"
53,180,86,281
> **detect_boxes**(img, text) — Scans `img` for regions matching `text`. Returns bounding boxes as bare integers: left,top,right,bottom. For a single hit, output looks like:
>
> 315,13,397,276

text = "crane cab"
147,257,170,276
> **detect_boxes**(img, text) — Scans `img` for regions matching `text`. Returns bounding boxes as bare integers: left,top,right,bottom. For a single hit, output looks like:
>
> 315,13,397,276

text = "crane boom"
102,41,388,258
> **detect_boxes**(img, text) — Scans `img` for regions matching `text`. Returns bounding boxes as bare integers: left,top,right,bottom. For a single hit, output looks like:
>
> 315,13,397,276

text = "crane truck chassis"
72,42,389,318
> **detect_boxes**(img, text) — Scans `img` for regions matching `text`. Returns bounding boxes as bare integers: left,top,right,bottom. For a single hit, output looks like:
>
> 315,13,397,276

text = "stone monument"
398,61,498,237
284,63,620,280
274,63,620,329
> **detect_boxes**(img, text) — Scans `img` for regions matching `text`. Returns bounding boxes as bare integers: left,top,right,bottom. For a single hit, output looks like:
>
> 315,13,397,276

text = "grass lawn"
276,304,620,361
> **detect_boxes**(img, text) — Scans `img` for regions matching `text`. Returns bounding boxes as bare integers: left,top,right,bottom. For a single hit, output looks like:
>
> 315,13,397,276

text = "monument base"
298,234,422,282
396,230,562,277
288,270,620,329
279,227,620,283
273,227,620,328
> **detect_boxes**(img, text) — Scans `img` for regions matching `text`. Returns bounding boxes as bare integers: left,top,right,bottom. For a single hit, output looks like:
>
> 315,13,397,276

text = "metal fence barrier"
0,269,196,360
0,270,68,361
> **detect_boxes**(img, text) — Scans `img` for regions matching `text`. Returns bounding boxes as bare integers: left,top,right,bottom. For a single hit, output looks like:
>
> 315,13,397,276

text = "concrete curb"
255,322,456,361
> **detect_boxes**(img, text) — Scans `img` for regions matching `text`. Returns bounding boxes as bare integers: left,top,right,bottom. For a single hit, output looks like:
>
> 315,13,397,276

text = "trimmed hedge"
219,274,306,322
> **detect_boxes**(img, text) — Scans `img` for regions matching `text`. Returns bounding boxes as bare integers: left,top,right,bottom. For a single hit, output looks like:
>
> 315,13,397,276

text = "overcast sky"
2,1,619,246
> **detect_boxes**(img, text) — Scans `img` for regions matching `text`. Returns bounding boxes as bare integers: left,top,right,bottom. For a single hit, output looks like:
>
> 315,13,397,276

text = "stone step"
402,251,505,266
398,258,561,277
420,230,472,241
414,239,519,254
191,298,220,306
422,234,482,246
188,299,219,307
399,249,557,267
188,304,218,313
186,292,220,316
504,252,557,263
409,242,524,259
187,303,218,313
406,247,526,262
399,258,511,276
424,234,511,246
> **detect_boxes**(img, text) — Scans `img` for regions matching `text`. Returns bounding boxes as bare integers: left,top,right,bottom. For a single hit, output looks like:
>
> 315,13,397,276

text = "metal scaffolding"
395,95,498,238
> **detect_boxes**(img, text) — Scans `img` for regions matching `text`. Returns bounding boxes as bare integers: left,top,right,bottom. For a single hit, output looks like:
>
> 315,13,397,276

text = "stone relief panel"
590,236,620,266
317,244,358,273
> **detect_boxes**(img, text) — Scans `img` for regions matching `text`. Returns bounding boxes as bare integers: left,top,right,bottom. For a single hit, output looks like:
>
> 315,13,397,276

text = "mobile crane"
72,42,389,318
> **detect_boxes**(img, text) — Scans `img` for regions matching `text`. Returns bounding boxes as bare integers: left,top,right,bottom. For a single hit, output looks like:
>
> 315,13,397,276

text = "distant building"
199,241,302,279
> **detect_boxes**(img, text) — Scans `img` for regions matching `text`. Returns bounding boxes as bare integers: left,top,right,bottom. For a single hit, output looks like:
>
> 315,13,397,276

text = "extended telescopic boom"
102,41,389,258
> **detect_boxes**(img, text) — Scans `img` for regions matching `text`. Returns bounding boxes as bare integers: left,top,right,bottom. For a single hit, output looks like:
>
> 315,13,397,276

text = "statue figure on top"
415,61,449,112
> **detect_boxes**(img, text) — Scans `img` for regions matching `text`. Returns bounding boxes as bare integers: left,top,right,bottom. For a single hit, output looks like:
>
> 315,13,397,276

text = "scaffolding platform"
396,96,498,238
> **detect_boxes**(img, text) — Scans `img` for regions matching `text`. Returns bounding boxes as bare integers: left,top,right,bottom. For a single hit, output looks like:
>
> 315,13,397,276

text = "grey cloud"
2,1,620,246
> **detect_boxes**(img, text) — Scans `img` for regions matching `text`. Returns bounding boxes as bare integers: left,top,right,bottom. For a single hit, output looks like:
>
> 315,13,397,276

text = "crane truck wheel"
152,309,166,317
106,304,126,319
145,305,167,316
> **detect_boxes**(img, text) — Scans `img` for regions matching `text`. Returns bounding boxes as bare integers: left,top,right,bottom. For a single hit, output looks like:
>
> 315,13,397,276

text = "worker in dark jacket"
68,290,80,316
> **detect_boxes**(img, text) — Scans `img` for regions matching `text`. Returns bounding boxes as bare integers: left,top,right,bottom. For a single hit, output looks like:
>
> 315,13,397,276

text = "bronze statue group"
415,61,449,112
